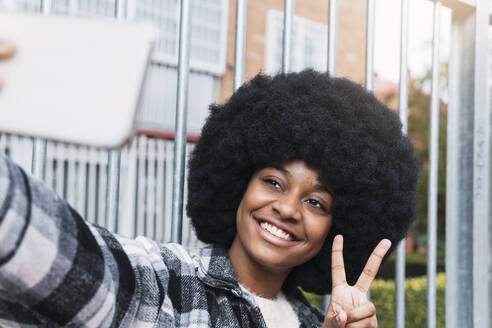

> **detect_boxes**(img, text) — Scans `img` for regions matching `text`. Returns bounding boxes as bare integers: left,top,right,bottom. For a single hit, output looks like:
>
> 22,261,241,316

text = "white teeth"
260,221,294,241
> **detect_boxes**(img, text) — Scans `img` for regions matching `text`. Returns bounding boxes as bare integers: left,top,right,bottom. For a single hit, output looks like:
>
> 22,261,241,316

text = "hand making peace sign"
323,235,392,328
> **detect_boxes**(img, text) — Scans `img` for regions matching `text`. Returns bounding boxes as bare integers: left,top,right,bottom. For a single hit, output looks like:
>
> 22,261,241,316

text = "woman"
0,70,418,327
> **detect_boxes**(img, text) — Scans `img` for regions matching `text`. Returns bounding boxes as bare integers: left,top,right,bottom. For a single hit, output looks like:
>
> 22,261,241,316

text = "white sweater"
240,284,300,328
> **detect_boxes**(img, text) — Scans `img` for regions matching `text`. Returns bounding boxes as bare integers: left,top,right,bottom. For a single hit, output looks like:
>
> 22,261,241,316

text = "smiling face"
229,160,334,277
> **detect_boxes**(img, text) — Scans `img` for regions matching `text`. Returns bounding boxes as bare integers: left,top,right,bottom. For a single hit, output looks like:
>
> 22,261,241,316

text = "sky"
374,0,452,83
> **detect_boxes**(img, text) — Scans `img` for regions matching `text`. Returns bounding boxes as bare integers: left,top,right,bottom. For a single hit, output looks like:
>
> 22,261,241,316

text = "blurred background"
0,0,490,327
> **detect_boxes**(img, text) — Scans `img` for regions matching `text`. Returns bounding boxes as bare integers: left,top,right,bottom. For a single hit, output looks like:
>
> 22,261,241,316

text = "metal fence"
0,0,490,327
0,134,201,247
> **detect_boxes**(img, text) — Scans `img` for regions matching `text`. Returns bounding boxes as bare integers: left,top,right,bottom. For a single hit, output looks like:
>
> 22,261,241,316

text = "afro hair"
186,69,418,294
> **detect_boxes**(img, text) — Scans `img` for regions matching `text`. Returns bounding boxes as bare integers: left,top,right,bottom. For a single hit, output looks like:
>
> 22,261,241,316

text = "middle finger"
354,239,391,292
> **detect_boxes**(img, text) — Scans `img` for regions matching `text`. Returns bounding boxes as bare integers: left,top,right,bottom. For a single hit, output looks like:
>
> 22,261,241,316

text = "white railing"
0,133,202,248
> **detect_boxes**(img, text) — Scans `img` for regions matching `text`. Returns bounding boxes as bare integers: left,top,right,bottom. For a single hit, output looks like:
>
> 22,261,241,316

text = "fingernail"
335,313,341,323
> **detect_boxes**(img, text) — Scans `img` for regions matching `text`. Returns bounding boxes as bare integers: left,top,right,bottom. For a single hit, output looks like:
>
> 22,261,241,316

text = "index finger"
331,234,347,288
354,239,392,293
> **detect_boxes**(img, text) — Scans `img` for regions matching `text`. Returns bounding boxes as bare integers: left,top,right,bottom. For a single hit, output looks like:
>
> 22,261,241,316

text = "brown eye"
263,178,282,191
306,198,328,212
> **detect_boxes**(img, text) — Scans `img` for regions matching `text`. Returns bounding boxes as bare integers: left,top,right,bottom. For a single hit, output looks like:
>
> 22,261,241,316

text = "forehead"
259,161,331,191
266,161,319,177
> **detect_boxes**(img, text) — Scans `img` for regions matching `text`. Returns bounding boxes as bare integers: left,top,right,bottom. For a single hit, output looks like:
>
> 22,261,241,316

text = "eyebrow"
313,184,333,196
269,165,290,176
267,165,334,196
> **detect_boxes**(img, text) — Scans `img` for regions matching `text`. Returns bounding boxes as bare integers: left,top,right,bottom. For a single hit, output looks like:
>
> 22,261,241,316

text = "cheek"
236,198,248,229
237,186,272,215
235,189,262,229
307,217,333,247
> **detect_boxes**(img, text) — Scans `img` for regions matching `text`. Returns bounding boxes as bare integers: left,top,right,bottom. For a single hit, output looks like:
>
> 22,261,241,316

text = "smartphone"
0,12,158,148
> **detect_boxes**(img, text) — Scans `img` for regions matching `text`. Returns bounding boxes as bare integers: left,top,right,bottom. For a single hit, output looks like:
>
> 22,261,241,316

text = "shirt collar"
192,244,324,326
192,245,242,293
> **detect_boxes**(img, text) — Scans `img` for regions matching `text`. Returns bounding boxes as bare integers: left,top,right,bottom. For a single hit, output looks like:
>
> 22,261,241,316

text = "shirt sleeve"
0,152,163,327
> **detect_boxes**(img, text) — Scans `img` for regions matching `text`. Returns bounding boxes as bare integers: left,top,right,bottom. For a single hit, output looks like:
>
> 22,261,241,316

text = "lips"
254,216,300,242
260,221,294,241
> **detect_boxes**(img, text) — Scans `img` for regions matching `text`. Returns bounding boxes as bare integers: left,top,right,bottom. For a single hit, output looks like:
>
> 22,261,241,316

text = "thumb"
0,39,16,60
325,310,347,328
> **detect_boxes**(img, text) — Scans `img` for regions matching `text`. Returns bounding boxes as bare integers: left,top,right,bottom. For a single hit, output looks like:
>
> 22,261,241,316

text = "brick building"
1,0,369,135
220,0,368,103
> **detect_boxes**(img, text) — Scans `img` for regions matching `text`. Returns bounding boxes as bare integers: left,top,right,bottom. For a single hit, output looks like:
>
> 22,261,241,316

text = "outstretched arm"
323,235,391,328
0,152,142,327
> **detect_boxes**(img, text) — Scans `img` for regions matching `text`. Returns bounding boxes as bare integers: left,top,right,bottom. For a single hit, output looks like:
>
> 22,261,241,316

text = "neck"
228,236,291,299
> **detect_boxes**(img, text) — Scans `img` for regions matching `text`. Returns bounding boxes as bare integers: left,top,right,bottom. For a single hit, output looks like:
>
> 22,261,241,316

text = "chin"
246,240,310,272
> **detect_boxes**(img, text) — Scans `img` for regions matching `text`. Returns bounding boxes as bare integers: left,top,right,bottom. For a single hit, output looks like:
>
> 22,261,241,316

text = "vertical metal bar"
165,141,174,242
395,1,409,327
182,150,190,246
115,0,126,18
395,243,406,327
397,0,409,136
426,2,441,328
472,1,490,327
146,139,156,239
327,0,338,76
41,0,52,13
104,0,126,233
32,0,51,179
183,146,192,246
87,151,97,223
123,141,137,237
155,140,165,242
54,144,64,197
364,0,375,301
119,146,129,231
233,0,247,91
281,0,294,73
97,150,108,225
171,0,191,244
136,136,147,236
31,139,47,179
321,0,340,312
105,150,121,232
45,142,54,188
0,134,6,154
364,0,375,92
77,147,88,217
66,147,77,205
445,5,478,327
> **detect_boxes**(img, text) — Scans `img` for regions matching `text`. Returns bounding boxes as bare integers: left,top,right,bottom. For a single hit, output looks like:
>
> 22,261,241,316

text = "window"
137,65,218,134
5,0,229,76
129,0,229,76
265,10,328,74
0,0,40,12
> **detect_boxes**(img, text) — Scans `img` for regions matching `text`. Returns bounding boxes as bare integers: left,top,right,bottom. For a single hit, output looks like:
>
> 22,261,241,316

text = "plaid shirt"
0,153,324,327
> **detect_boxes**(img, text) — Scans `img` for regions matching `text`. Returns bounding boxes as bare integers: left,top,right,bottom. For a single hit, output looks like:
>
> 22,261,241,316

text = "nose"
273,192,301,221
